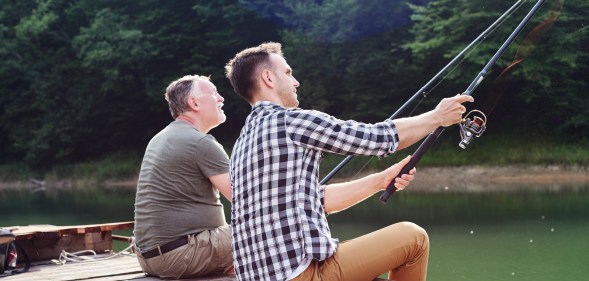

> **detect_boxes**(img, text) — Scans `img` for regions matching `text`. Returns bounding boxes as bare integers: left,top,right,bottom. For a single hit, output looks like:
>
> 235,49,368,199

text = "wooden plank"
3,223,238,281
2,253,141,281
1,254,236,281
117,273,237,281
17,232,113,262
112,234,133,243
88,272,150,281
84,231,112,252
10,221,134,241
6,222,133,262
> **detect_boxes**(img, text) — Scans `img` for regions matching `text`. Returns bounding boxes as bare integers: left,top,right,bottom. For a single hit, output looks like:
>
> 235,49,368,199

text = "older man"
133,75,233,279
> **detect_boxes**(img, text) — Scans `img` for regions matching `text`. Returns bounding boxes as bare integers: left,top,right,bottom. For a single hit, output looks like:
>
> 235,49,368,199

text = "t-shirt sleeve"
196,135,230,178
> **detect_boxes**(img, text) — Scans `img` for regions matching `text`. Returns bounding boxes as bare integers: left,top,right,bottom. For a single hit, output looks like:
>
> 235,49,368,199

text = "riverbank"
1,165,588,192
401,164,589,192
328,164,589,192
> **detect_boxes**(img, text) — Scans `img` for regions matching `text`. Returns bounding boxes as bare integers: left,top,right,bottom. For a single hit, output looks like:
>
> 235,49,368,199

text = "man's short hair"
225,42,283,102
164,75,210,118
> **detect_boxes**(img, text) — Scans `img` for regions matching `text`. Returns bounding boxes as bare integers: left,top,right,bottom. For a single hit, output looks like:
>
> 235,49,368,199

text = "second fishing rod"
379,0,547,203
319,0,527,185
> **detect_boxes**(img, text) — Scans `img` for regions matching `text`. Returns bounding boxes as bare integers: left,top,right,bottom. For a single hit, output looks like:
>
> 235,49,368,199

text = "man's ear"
188,96,199,112
261,69,274,88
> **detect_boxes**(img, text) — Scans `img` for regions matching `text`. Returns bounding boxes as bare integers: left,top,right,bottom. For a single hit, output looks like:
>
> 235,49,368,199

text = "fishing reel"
458,110,487,149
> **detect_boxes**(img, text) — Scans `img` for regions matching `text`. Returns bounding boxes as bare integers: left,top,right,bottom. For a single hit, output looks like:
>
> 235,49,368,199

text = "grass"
0,152,142,187
318,133,589,179
425,134,589,166
1,134,588,186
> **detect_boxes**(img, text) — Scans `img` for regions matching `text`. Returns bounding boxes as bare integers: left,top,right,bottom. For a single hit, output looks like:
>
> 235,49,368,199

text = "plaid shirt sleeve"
284,109,399,156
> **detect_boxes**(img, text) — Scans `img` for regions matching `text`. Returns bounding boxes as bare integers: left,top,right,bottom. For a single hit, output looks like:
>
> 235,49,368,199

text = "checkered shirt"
230,101,399,281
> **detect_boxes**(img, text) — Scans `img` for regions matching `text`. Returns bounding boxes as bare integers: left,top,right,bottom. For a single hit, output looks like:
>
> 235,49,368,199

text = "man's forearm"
323,173,382,214
393,111,440,150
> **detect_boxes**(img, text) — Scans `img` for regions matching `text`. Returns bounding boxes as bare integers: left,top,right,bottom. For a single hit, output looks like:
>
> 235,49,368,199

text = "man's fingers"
455,94,474,103
399,155,411,165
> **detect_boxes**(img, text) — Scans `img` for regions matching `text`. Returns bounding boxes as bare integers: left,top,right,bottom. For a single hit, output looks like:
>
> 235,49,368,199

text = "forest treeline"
0,0,587,168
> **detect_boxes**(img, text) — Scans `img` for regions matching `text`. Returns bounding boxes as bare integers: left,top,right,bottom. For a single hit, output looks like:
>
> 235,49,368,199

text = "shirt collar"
252,101,283,110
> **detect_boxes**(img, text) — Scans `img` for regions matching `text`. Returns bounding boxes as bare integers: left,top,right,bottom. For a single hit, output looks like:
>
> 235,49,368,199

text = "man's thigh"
331,222,428,281
294,222,428,281
139,225,233,279
185,225,233,276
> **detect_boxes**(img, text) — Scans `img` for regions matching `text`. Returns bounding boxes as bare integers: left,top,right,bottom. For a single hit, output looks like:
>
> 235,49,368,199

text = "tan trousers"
136,225,233,279
292,222,429,281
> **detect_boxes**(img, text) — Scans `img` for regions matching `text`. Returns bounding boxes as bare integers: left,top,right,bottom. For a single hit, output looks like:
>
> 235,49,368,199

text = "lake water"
1,183,587,281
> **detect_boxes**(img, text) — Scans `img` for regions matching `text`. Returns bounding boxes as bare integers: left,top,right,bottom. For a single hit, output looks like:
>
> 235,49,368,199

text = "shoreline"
1,165,588,192
331,164,589,192
411,165,589,192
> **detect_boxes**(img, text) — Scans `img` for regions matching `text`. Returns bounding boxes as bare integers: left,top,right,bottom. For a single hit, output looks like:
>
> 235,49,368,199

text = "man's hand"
324,155,415,213
433,94,474,127
392,94,474,150
380,155,416,191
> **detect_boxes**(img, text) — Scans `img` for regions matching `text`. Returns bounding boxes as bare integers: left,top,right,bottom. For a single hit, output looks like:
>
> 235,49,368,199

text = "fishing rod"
379,0,547,203
319,0,527,185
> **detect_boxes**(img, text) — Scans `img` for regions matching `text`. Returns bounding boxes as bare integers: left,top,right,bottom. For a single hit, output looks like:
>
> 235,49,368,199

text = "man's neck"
250,91,283,107
176,114,208,133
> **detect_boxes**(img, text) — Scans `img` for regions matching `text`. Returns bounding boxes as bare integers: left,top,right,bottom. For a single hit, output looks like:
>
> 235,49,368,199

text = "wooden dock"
3,222,386,280
2,222,235,281
2,253,235,281
10,222,135,262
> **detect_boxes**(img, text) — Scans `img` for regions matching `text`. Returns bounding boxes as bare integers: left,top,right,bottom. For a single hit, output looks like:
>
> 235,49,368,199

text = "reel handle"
459,110,487,149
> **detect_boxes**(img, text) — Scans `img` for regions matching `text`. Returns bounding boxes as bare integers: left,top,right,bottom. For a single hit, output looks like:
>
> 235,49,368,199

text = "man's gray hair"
164,75,210,118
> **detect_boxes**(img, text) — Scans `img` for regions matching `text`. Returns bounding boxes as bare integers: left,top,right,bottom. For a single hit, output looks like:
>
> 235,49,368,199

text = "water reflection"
326,184,589,281
0,187,135,227
328,184,589,227
1,183,588,281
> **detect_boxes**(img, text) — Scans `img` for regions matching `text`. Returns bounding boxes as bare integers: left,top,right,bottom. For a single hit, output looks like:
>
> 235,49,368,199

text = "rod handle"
379,127,445,203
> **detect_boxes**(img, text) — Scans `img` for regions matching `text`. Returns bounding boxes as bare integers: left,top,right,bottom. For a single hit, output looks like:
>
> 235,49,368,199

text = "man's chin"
286,100,299,109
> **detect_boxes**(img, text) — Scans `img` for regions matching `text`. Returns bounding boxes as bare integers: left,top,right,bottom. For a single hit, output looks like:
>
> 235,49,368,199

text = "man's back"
134,120,228,251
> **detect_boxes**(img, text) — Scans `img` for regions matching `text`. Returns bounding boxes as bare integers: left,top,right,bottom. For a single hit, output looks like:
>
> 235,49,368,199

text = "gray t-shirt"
133,120,229,250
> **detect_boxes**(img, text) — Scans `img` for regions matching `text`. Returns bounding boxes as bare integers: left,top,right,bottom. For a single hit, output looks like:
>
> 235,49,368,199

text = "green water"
1,184,588,281
427,221,588,281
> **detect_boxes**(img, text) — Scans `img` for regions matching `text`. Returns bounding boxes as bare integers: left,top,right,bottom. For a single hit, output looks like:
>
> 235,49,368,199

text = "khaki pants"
292,222,429,281
136,225,233,279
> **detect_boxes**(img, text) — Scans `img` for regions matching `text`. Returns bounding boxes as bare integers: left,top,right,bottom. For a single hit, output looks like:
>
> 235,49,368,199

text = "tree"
248,0,424,122
0,0,279,166
403,0,589,138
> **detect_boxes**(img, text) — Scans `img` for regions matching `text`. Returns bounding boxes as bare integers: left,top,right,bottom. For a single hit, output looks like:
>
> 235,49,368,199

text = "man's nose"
293,77,300,87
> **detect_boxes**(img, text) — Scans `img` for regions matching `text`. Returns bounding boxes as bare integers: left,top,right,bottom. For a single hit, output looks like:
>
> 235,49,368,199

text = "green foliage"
0,0,587,174
318,132,589,180
419,134,589,166
0,163,34,181
48,151,142,182
0,0,278,167
259,0,421,121
404,0,589,136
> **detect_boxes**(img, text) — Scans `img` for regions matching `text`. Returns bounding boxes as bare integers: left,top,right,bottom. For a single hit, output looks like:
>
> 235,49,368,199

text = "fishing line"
328,1,528,182
419,3,524,101
380,0,550,202
482,0,563,118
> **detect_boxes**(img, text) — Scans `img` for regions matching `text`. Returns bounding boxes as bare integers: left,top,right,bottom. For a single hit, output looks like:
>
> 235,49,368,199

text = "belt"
141,236,190,259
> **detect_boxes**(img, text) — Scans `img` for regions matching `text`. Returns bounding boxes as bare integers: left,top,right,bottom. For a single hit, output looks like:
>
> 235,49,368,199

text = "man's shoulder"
146,122,213,154
163,121,207,139
196,134,224,151
284,108,333,123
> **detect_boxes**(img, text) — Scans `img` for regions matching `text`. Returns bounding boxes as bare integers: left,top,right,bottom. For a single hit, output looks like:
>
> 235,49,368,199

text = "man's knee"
393,221,429,248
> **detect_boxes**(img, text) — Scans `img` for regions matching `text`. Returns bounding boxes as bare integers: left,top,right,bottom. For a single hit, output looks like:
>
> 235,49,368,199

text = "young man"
133,75,233,279
225,42,473,281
